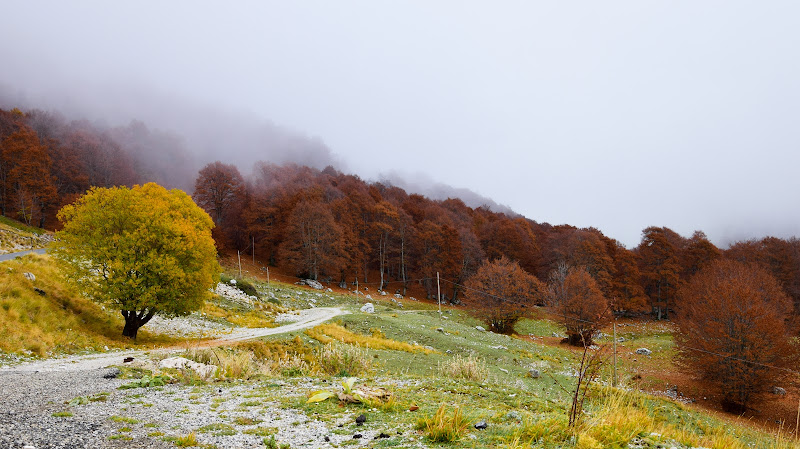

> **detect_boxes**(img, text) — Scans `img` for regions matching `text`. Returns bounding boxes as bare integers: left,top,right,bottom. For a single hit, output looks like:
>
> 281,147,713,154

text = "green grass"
0,215,46,236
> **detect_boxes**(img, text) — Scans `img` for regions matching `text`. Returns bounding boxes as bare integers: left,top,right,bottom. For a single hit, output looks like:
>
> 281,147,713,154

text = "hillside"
1,255,797,448
0,216,52,254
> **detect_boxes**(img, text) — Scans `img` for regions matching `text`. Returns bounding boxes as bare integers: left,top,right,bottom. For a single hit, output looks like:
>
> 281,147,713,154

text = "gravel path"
0,307,379,449
2,307,344,373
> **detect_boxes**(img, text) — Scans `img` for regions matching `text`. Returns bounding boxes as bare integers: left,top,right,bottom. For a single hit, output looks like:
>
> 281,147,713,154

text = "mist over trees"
4,104,800,330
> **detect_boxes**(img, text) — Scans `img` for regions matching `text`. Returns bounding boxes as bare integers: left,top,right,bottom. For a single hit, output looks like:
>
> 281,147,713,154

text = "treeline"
0,107,194,228
3,105,798,319
194,161,800,316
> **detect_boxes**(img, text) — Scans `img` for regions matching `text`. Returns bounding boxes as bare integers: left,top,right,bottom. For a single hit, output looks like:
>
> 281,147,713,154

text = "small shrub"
174,431,199,447
438,355,488,382
415,404,471,443
119,374,171,389
317,342,372,376
52,411,72,417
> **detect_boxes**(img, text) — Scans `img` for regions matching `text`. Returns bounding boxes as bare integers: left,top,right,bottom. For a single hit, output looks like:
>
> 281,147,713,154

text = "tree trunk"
121,309,156,340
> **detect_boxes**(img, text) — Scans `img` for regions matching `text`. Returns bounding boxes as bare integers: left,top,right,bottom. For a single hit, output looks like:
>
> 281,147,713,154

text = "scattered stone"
159,356,216,378
123,357,134,363
491,345,508,350
474,420,488,430
365,294,373,300
33,287,46,296
375,432,390,439
379,290,387,296
409,405,419,411
436,327,445,333
499,368,509,374
635,348,652,356
229,279,237,285
23,272,35,281
353,434,362,439
527,369,541,378
360,303,375,313
324,436,330,442
446,350,452,354
617,337,625,343
475,326,486,332
102,368,121,379
773,386,787,396
394,294,403,299
326,288,333,293
355,413,367,425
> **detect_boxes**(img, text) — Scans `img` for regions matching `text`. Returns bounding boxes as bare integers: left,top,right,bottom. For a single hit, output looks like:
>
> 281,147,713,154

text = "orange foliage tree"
549,266,609,346
463,256,544,334
279,200,345,280
675,259,797,413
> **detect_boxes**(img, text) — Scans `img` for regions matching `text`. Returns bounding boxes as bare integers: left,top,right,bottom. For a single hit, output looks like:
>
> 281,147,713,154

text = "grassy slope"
1,256,796,448
0,216,51,253
0,255,177,360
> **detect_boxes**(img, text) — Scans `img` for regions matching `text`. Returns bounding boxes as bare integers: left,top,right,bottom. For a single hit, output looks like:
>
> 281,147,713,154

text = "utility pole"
612,319,618,388
437,272,442,319
266,267,270,284
237,250,242,278
252,236,255,264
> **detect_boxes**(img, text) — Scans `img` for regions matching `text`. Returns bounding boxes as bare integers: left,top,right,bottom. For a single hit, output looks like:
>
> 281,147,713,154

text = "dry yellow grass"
0,254,174,356
305,323,434,354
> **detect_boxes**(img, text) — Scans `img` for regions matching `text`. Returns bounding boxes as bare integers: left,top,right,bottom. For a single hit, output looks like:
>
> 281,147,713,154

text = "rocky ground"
0,367,423,449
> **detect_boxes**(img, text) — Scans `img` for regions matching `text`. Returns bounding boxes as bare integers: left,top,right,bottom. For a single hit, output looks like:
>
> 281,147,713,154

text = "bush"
220,273,259,298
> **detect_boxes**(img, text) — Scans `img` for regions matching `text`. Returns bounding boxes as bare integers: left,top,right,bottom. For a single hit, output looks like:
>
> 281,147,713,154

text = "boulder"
303,279,324,289
527,369,541,379
474,420,488,430
360,303,375,313
159,356,216,378
365,294,373,300
635,348,652,356
23,272,35,281
475,326,486,332
773,386,787,396
229,279,236,284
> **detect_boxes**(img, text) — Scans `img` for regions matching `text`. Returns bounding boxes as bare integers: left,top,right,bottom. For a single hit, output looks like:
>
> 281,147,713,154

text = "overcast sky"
1,1,799,247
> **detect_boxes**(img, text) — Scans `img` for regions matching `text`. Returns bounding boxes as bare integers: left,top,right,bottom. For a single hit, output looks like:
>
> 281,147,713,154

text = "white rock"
360,303,375,313
23,272,35,281
229,279,237,284
635,348,652,356
475,326,486,332
365,294,372,300
159,356,217,378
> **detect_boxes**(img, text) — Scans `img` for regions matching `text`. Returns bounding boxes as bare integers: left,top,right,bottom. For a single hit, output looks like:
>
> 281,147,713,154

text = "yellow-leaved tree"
51,183,220,339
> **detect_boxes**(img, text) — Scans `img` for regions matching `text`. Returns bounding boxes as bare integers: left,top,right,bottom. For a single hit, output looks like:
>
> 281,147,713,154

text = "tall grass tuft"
438,354,488,382
317,342,372,376
415,404,472,443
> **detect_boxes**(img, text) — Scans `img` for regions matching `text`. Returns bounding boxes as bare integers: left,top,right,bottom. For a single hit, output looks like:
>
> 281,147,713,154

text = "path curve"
0,248,47,262
1,307,345,373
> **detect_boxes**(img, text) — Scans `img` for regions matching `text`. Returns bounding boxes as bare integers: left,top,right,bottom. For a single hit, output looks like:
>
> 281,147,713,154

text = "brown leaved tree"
464,256,544,334
675,259,797,413
549,266,609,346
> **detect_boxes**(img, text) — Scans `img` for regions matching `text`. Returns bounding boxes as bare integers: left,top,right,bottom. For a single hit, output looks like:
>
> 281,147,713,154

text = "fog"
2,1,799,247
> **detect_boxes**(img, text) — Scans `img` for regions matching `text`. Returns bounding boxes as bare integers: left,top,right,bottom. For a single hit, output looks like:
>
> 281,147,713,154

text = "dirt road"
1,306,344,373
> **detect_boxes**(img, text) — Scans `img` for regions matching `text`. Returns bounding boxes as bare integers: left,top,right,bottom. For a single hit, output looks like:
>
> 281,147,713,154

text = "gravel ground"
0,306,429,449
0,367,425,449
